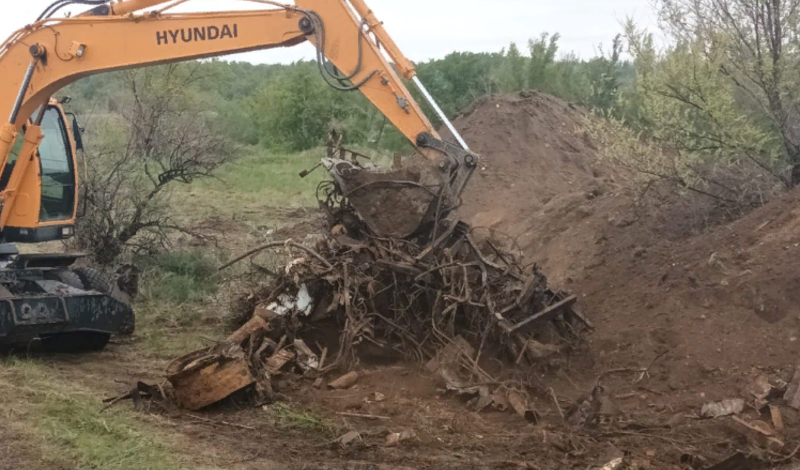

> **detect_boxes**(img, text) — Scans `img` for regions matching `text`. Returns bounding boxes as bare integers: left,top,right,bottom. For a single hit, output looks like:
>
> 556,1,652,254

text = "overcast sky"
2,1,656,64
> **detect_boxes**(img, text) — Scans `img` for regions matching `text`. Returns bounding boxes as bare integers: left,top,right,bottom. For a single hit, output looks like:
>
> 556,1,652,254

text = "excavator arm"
0,0,477,240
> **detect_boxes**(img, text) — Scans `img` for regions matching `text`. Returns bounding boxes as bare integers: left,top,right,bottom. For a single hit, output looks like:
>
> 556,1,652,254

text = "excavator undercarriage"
0,245,134,351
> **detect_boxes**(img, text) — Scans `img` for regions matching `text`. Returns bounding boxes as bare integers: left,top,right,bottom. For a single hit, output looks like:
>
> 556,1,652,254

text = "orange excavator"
0,0,478,350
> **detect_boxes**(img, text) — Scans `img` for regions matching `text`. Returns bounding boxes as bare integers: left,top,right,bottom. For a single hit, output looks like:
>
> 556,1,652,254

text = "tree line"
64,32,633,154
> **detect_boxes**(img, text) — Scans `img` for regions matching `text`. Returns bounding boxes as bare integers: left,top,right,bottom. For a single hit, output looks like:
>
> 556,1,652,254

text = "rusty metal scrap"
229,220,588,373
216,187,590,418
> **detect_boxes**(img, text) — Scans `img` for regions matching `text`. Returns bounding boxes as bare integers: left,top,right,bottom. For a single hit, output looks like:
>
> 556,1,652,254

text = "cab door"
1,102,78,243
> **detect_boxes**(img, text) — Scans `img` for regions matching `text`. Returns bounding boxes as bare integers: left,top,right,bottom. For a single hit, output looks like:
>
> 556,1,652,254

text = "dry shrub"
72,64,235,265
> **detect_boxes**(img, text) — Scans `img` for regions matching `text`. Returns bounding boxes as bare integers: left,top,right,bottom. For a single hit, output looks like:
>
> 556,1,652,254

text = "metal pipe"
34,99,50,126
411,76,469,151
93,0,167,16
9,61,37,125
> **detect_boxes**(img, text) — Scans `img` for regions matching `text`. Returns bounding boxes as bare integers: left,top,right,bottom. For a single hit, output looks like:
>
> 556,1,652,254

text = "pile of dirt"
442,90,800,464
448,90,800,373
443,91,626,283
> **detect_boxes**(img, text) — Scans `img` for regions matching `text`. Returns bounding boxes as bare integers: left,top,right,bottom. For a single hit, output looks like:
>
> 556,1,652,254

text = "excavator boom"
0,0,477,239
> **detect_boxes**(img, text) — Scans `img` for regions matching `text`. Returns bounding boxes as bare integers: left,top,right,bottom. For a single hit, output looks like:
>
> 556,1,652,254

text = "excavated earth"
450,91,800,391
440,91,800,467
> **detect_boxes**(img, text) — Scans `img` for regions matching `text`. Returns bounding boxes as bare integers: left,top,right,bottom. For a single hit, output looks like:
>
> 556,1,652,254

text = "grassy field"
0,358,210,470
2,147,357,469
171,145,392,224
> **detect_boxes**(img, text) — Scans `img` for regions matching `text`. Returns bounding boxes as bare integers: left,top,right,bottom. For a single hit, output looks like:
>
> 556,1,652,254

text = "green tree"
249,63,349,151
495,42,527,93
631,0,800,186
528,33,560,89
585,34,622,116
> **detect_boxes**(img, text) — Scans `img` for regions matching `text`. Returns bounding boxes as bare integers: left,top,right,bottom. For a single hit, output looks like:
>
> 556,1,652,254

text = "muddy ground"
6,91,800,469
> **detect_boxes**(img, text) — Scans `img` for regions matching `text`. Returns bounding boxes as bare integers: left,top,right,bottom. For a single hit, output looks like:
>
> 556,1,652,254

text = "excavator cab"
0,100,78,243
0,100,131,352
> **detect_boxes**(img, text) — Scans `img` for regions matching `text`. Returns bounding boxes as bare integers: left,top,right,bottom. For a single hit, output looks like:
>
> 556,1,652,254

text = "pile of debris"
165,162,590,415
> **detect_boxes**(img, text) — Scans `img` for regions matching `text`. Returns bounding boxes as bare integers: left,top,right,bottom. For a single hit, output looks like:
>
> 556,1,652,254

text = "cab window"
38,107,76,221
0,131,24,190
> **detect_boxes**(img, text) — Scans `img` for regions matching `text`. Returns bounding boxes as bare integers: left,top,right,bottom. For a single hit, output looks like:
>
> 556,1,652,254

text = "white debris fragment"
700,398,744,418
598,457,624,470
267,283,314,316
296,284,313,315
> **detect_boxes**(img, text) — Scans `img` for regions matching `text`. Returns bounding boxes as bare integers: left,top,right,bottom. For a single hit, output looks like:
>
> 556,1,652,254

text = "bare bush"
625,0,800,188
585,115,784,215
73,64,236,265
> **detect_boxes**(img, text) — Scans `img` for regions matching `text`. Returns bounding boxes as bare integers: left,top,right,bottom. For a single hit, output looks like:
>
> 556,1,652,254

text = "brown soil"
446,91,800,465
450,90,800,383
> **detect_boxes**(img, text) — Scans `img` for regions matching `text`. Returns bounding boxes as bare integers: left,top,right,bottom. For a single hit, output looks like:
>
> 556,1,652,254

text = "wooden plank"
566,303,594,329
506,295,578,334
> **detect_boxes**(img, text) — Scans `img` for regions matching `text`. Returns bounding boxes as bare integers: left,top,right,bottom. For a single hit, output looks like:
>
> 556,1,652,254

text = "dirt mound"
446,91,800,463
443,91,624,282
450,90,800,370
451,91,800,360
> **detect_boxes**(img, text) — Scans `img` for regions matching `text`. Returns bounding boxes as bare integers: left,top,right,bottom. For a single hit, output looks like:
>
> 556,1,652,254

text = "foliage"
137,250,221,304
262,402,334,436
528,33,561,89
64,34,634,156
0,358,196,470
72,63,236,265
624,0,800,187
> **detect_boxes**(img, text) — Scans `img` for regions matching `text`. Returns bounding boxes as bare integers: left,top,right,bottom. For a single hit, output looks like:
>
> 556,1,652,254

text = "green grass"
194,147,327,207
261,402,336,437
0,358,206,470
137,250,221,304
172,145,395,224
132,250,229,358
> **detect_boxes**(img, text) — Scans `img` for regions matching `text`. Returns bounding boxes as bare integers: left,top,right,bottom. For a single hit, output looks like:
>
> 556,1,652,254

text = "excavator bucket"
321,136,478,239
322,159,439,238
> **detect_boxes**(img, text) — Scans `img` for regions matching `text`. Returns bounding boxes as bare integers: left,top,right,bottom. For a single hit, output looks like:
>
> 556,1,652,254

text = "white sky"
1,1,656,64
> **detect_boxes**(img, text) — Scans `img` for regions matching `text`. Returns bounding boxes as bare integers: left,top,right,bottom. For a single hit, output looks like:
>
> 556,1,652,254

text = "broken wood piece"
784,365,800,409
729,416,784,452
337,430,361,447
507,389,539,423
504,295,578,334
598,457,624,470
525,339,561,359
549,387,565,420
264,349,295,375
227,315,270,345
746,375,772,400
293,339,319,371
385,430,416,446
252,304,280,322
770,405,784,433
184,413,257,431
328,371,359,389
376,260,422,276
101,381,163,412
564,302,594,329
101,389,132,408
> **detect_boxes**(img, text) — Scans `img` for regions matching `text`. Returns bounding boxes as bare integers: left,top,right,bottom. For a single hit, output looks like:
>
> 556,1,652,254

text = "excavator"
0,0,479,350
